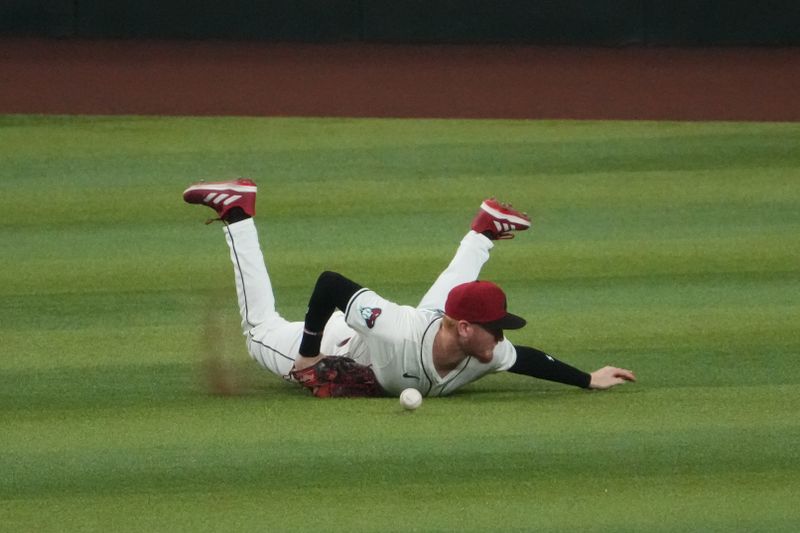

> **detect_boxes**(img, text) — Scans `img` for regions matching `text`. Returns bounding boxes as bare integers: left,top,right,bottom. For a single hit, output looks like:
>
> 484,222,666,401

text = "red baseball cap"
444,281,527,330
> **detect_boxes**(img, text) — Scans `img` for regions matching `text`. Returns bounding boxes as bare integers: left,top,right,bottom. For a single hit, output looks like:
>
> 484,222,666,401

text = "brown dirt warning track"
1,38,799,121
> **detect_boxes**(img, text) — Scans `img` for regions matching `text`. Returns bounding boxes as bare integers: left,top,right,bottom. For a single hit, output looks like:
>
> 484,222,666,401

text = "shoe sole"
183,182,257,195
480,201,531,228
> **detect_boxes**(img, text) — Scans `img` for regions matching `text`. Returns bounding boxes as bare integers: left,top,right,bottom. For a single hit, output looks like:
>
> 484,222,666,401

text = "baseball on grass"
399,388,423,410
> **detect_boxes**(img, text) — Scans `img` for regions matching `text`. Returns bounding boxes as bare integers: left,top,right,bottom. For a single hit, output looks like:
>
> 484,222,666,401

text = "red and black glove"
290,356,384,398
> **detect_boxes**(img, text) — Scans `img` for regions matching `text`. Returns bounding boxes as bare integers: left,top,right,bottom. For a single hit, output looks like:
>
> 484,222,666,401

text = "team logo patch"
360,306,382,329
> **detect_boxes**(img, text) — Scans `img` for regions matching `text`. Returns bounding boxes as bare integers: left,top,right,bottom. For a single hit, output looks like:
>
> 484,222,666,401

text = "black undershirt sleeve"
298,271,363,357
508,345,591,388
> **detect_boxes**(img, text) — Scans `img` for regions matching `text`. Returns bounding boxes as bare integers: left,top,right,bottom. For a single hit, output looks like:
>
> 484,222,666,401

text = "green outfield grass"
1,115,799,532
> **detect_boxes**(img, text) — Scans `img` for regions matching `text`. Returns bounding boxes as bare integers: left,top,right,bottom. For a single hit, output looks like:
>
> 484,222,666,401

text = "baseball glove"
290,356,384,398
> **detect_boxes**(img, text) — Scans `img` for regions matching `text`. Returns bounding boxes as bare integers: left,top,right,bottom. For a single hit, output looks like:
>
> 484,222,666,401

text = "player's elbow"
313,271,364,311
317,270,343,285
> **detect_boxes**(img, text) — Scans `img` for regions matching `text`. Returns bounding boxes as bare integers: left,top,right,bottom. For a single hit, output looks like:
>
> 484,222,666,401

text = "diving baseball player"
183,178,635,397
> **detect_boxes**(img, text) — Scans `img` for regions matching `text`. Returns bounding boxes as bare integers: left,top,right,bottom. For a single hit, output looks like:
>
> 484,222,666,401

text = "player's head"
444,281,526,361
445,281,527,331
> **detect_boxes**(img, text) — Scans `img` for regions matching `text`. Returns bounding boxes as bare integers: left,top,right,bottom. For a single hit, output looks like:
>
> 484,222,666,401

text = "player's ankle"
224,207,250,223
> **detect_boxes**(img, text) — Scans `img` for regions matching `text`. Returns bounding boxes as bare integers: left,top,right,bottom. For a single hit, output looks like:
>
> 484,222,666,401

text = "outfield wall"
2,0,800,45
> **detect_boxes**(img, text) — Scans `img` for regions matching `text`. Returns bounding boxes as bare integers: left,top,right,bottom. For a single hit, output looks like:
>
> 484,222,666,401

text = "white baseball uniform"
223,218,517,396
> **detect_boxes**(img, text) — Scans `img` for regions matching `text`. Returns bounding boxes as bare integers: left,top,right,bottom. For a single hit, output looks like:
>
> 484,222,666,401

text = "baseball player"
184,178,635,397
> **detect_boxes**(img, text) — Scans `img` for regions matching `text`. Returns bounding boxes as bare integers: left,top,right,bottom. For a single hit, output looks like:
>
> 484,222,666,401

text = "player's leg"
184,178,302,377
223,218,302,377
185,179,359,377
417,199,530,310
417,230,493,311
224,224,357,375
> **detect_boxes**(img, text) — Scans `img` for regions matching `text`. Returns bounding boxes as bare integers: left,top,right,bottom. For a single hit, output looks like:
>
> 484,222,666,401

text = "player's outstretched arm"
588,366,636,390
508,345,591,387
509,345,635,391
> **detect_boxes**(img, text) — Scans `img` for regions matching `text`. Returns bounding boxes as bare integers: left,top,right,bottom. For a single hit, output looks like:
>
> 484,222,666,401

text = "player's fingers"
614,368,636,381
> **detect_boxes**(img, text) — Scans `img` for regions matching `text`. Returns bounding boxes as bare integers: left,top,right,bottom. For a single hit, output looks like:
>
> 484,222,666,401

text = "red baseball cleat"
471,198,531,239
183,178,257,220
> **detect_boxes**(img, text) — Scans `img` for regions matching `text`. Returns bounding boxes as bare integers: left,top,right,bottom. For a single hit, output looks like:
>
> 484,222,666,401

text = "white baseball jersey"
337,288,517,397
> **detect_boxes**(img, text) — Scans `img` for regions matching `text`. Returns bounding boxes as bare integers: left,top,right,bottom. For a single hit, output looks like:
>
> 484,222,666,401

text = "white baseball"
399,388,423,410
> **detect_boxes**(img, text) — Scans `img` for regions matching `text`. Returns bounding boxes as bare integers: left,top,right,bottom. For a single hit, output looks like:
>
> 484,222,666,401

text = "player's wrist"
293,354,323,371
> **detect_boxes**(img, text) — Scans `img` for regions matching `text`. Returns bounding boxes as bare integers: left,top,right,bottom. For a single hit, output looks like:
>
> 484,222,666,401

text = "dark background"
2,0,800,45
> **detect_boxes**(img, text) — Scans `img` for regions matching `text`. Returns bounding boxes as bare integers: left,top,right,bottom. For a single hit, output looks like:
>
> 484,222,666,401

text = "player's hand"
588,366,636,390
292,354,325,372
